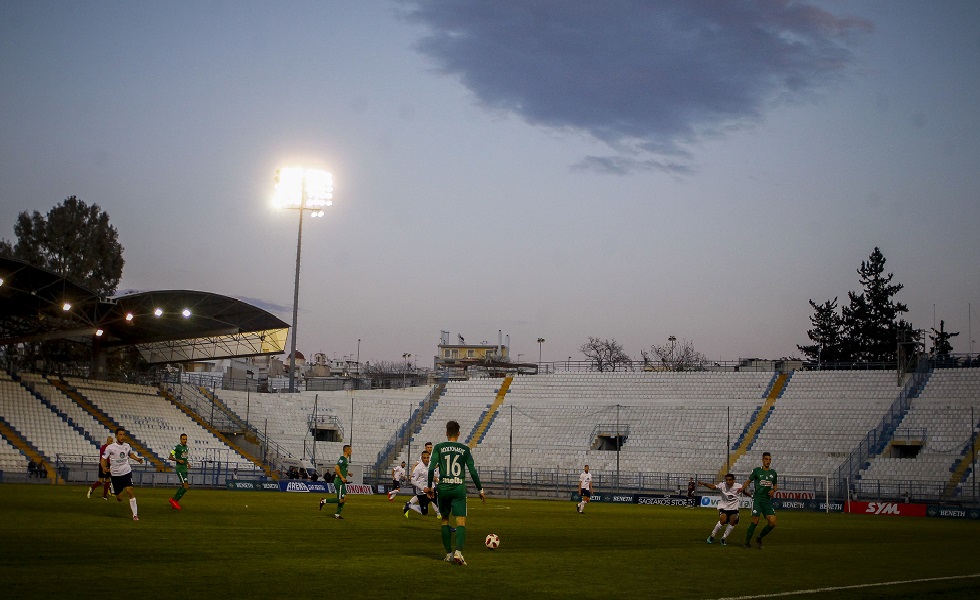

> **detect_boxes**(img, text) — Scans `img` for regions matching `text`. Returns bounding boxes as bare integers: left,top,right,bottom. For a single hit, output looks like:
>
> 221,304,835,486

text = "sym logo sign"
866,502,901,515
846,501,926,517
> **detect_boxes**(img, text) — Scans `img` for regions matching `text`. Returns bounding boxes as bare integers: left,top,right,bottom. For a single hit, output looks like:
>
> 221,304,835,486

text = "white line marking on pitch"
718,573,980,599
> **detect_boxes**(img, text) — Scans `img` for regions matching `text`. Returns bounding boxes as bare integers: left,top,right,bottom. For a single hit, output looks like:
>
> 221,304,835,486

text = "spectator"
27,459,38,478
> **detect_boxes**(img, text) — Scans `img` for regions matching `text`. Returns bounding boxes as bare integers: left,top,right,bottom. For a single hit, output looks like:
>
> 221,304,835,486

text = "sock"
90,482,101,490
724,524,734,538
441,525,453,552
759,524,774,539
335,502,344,515
129,498,138,517
102,483,110,497
711,522,723,537
174,487,187,501
324,498,339,504
745,523,757,543
456,525,466,551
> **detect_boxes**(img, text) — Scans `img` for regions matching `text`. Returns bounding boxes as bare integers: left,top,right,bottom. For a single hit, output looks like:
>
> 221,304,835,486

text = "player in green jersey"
319,445,352,519
742,451,778,549
426,420,485,566
169,433,190,510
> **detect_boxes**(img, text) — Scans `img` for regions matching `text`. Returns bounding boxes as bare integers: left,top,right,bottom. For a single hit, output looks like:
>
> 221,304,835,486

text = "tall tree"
579,337,633,372
798,297,847,364
642,335,707,371
841,247,910,363
929,320,959,359
1,196,124,296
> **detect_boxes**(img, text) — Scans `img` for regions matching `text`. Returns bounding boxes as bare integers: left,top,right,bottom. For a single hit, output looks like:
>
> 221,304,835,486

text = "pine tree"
841,247,909,363
798,297,847,364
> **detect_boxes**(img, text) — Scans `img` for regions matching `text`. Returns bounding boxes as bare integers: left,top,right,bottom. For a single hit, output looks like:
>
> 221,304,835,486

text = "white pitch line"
718,573,980,599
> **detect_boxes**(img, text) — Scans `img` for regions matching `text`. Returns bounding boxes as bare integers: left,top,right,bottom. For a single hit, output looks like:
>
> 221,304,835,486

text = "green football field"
1,484,978,599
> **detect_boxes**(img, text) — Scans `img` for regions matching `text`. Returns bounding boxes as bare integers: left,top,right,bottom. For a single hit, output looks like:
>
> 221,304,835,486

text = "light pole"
273,167,334,394
537,338,545,363
355,338,361,390
402,353,411,389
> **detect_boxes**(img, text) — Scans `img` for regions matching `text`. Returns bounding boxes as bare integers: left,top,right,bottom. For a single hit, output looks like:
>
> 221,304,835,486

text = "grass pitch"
1,484,978,599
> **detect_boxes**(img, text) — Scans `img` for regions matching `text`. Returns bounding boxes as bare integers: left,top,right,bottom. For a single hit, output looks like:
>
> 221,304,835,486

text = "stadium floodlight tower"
273,167,334,393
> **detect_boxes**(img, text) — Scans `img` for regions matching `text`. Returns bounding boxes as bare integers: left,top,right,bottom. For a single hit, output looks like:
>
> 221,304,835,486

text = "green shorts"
176,469,189,485
436,485,467,518
752,499,776,517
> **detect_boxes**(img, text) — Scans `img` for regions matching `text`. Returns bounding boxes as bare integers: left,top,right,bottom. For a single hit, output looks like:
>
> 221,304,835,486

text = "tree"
579,337,633,372
929,320,959,360
641,335,707,371
1,196,124,296
841,247,909,363
798,297,847,364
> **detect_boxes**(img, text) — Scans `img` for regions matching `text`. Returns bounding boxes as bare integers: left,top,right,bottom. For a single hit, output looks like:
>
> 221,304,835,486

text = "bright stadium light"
125,312,134,321
182,308,192,318
154,308,163,317
62,302,72,311
274,166,335,393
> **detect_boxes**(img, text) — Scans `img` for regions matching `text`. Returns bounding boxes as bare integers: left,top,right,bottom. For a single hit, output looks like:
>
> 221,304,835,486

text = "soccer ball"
485,533,500,549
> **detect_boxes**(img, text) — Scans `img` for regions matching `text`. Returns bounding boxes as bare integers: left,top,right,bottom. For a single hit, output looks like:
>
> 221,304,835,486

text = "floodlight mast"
274,167,333,393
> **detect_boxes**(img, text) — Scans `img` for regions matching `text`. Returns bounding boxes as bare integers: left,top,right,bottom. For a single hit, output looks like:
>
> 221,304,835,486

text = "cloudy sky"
2,1,978,366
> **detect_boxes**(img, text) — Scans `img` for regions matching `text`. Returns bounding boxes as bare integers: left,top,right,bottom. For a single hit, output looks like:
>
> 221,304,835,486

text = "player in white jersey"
576,465,592,513
100,427,145,521
404,450,436,517
697,473,743,545
388,461,407,501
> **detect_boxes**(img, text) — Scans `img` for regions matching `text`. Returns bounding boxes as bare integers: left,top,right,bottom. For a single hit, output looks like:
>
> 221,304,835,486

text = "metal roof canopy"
0,257,288,364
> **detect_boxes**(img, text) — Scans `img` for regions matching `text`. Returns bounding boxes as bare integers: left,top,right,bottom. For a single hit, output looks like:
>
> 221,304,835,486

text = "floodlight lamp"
62,302,72,311
182,308,191,318
272,167,305,208
95,329,104,337
0,277,4,287
125,312,134,321
154,308,163,317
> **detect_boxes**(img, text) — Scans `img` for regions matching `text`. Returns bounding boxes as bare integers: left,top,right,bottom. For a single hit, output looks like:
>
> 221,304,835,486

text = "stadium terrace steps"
52,378,169,472
0,374,98,464
468,376,512,448
161,388,268,476
720,373,788,479
0,415,56,481
944,425,980,498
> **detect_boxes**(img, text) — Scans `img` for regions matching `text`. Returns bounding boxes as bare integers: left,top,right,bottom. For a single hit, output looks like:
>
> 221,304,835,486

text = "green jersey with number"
172,444,189,472
428,441,482,493
748,466,777,501
336,454,350,480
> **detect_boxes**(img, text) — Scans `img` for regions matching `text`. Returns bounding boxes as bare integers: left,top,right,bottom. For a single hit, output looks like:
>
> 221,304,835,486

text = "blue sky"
1,1,978,366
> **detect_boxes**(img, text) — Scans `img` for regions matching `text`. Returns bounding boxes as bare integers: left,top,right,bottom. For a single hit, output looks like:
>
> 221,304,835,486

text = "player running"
87,435,114,499
426,421,485,565
576,464,592,513
743,451,778,549
169,433,190,510
698,473,743,546
100,427,144,521
388,461,407,501
404,450,435,517
319,445,352,519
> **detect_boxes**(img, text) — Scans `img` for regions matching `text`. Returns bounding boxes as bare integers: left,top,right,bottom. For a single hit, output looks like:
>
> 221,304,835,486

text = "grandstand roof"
0,256,288,363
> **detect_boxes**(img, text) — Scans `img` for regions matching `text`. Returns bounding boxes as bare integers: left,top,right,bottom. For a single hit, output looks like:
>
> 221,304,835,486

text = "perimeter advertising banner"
845,501,927,517
572,492,693,505
926,506,980,519
224,480,374,494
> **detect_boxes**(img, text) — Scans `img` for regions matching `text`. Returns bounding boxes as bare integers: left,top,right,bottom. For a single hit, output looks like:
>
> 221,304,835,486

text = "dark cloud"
398,1,871,174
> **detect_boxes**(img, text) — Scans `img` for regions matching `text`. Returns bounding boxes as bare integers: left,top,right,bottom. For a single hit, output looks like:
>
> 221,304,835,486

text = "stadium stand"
858,368,980,497
2,367,978,502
